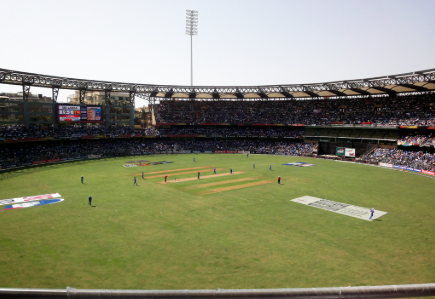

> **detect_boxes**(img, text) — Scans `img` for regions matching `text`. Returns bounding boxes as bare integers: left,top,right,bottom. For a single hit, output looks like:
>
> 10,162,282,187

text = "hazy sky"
1,0,434,106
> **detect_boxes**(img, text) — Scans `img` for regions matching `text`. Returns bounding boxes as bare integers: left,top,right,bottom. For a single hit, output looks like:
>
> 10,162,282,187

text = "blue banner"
2,198,64,210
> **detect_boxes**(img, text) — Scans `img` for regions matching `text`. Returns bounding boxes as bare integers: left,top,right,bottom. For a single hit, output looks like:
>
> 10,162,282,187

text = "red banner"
421,170,435,176
167,135,206,138
156,123,187,126
32,158,62,165
399,126,418,129
198,123,230,126
214,150,238,154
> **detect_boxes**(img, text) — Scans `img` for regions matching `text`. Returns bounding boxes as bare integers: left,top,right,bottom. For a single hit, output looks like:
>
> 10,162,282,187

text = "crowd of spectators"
155,94,435,126
0,124,136,139
0,140,316,167
157,126,303,138
0,124,304,139
363,148,435,171
397,133,435,147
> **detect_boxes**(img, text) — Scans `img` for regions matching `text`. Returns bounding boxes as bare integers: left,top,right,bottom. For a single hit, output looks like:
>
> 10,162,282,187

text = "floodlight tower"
186,10,198,86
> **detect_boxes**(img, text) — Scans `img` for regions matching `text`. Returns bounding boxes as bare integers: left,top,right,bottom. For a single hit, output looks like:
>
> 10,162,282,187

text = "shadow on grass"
0,157,126,181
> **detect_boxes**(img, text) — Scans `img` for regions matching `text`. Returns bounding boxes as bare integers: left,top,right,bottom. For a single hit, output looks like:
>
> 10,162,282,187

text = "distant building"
0,92,53,124
0,92,52,102
134,105,154,127
67,91,131,106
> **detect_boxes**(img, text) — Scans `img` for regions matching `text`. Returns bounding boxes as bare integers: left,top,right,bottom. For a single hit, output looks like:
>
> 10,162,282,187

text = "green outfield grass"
0,154,434,290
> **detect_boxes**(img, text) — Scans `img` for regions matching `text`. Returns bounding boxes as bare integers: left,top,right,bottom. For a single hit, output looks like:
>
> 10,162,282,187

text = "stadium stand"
363,148,435,171
0,140,316,167
155,94,435,126
1,92,435,172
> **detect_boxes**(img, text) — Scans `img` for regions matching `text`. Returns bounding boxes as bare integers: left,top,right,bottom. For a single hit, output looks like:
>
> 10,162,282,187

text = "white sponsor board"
0,193,61,206
345,148,355,157
379,162,393,168
291,196,387,221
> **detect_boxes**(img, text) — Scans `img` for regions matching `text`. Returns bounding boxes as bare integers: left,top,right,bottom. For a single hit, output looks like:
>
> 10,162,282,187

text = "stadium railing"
1,284,435,299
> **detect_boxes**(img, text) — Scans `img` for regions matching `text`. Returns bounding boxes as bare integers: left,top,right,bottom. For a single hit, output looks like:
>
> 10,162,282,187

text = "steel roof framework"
0,68,434,105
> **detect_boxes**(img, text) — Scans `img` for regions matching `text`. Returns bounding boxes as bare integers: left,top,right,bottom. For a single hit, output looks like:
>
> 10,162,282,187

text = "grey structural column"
129,90,136,127
52,102,57,127
79,89,86,104
22,85,30,127
52,87,59,127
52,87,59,102
104,90,111,128
129,104,134,127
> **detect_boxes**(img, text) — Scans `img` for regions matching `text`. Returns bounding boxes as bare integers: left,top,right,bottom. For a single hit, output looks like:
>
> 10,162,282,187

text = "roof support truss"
0,68,434,101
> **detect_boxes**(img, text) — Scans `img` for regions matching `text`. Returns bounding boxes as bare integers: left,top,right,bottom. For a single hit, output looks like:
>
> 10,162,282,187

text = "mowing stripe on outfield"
159,172,245,184
146,168,224,179
200,180,274,195
134,166,212,176
183,177,258,190
291,196,387,221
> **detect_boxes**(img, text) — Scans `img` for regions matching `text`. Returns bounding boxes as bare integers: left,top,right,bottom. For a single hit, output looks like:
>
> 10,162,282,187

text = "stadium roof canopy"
0,68,434,101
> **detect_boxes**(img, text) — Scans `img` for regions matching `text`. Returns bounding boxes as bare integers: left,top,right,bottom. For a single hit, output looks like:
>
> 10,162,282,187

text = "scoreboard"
58,105,103,122
58,105,82,122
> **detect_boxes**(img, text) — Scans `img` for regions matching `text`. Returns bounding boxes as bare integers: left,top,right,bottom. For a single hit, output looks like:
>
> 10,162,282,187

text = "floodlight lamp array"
186,10,198,36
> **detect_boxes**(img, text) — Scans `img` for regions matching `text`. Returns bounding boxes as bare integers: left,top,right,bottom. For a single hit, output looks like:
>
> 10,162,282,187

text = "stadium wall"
1,283,435,299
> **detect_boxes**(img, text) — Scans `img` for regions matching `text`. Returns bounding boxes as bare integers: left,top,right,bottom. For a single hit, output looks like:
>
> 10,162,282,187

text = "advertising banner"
0,193,61,206
336,147,345,156
32,158,61,165
392,165,421,172
379,162,393,168
421,170,435,176
86,106,102,121
392,165,407,170
2,198,64,210
345,148,356,157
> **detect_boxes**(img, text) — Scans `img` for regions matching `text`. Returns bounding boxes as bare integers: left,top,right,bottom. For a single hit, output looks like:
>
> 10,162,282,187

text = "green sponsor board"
336,147,345,156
